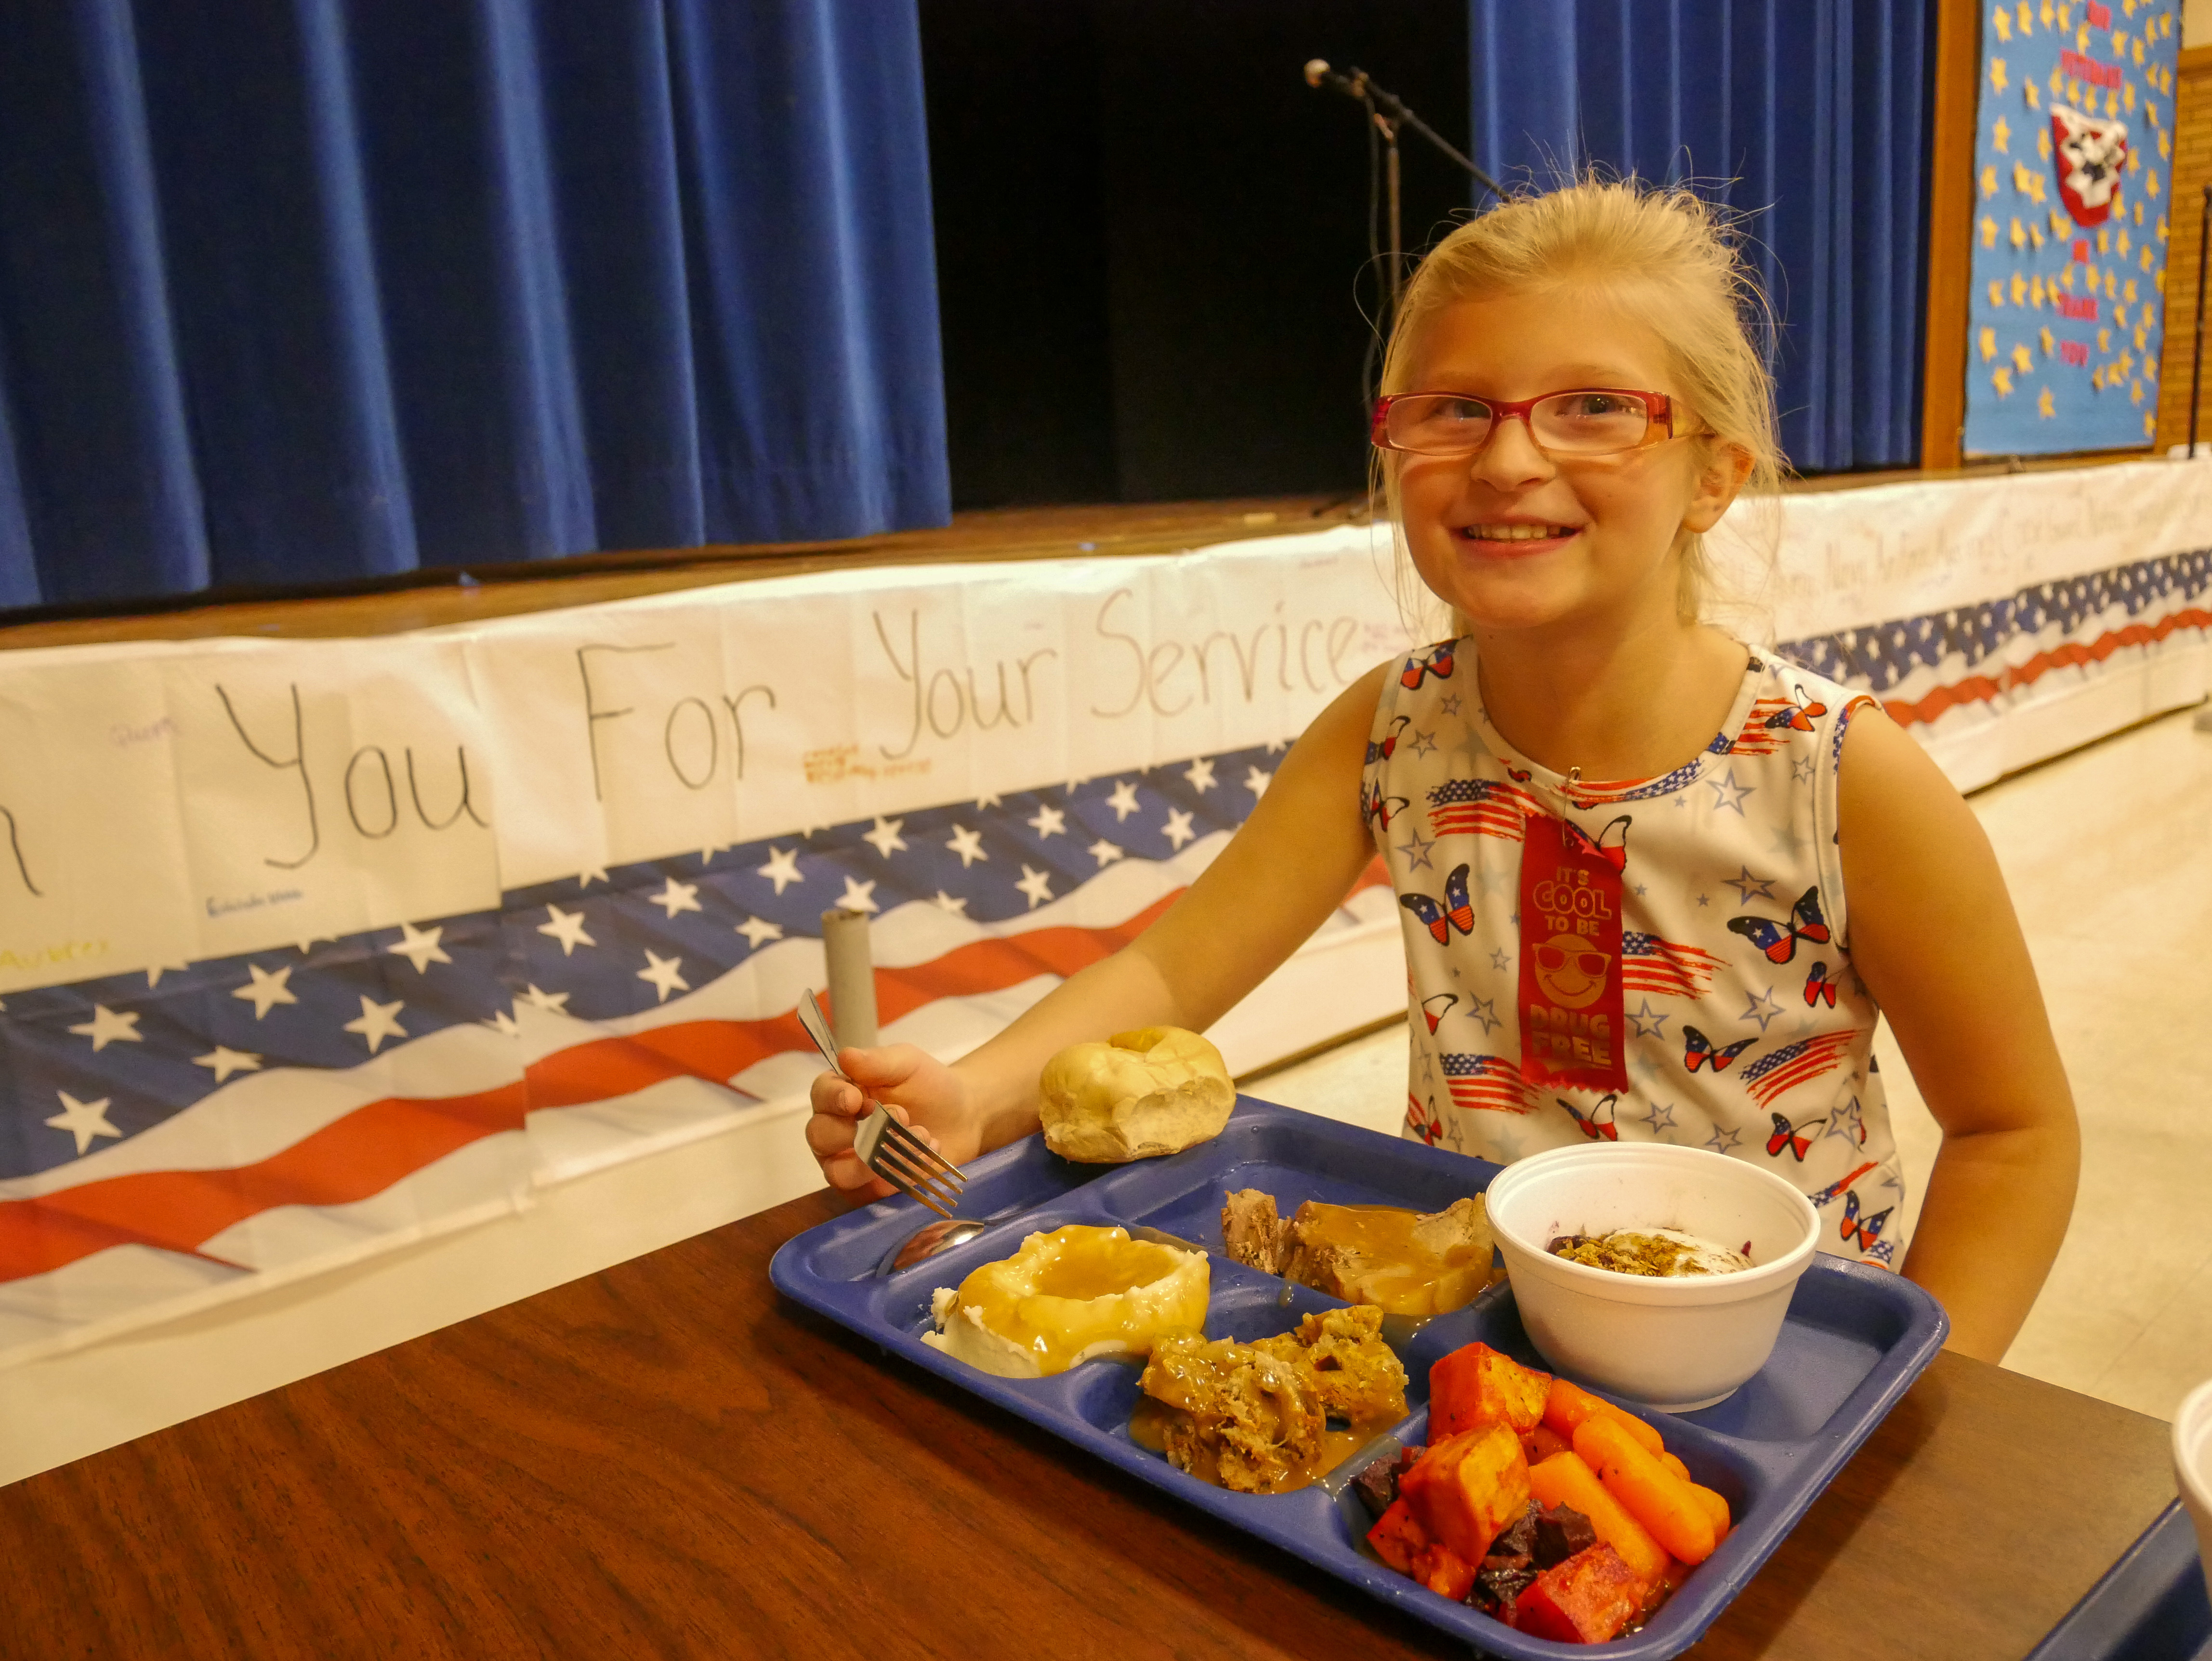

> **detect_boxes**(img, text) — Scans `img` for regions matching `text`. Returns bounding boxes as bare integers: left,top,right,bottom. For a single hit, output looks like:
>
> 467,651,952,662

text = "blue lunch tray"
770,1098,1950,1659
2026,1500,2212,1661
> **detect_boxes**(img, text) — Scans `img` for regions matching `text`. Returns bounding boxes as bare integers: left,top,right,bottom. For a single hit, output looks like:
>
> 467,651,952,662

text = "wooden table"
0,1190,2177,1660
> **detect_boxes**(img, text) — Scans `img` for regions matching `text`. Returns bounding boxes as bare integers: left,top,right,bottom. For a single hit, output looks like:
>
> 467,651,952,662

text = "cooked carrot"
1659,1450,1691,1484
1542,1376,1666,1456
1527,1451,1671,1587
1572,1417,1718,1566
1686,1482,1732,1542
1527,1422,1573,1464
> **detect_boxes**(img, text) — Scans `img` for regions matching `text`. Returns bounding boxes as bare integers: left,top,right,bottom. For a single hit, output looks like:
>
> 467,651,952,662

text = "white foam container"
1485,1142,1821,1411
2175,1378,2212,1606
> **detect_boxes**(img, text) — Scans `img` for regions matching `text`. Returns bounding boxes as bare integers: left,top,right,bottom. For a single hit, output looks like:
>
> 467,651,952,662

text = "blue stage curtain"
0,0,949,606
1471,0,1931,473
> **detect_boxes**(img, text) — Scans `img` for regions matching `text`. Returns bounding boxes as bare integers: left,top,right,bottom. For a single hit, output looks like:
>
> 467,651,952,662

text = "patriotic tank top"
1364,639,1908,1269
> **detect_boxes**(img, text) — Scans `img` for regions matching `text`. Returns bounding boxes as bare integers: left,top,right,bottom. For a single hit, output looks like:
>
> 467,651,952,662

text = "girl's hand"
803,1044,982,1203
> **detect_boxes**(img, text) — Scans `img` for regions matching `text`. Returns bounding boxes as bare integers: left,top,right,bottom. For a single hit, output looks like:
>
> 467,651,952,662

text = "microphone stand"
1304,60,1505,324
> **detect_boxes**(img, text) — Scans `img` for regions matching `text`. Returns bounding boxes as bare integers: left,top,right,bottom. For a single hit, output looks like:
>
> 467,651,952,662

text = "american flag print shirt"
1366,641,1909,1269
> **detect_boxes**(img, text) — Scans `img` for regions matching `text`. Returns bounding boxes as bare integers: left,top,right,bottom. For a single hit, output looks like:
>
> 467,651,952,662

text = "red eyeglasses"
1371,388,1684,458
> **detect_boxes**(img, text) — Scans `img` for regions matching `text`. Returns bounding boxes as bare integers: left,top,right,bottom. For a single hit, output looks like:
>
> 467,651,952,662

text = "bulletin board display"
1962,0,2182,458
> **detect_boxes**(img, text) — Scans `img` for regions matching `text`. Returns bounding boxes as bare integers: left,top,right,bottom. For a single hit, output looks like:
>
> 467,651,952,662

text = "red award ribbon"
1517,814,1628,1094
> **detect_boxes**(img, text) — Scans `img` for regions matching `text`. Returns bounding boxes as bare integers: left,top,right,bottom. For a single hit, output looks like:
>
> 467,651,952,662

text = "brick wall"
2154,45,2212,445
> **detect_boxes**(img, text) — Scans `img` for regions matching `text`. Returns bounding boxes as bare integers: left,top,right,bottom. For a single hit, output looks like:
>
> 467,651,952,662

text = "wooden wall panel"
2154,44,2212,449
1922,0,1986,473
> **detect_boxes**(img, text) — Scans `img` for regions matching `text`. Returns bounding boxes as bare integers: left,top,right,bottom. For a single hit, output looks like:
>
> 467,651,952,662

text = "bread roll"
1038,1026,1235,1162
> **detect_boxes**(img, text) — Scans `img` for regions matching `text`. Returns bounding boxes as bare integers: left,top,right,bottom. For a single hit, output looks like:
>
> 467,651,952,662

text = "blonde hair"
1375,176,1786,630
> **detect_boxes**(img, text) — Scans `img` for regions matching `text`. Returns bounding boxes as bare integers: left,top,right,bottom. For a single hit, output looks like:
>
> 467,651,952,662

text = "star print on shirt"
1766,822,1804,859
1396,826,1439,872
1467,994,1500,1033
1791,755,1816,784
1627,998,1670,1039
1722,866,1777,905
1408,728,1439,757
1705,1124,1742,1154
1490,949,1511,971
1438,692,1462,715
1740,987,1784,1030
1708,768,1754,815
1642,1101,1678,1134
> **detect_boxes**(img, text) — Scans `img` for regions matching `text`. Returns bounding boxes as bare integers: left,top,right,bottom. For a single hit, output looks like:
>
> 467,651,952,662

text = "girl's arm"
1837,710,2080,1362
806,662,1391,1199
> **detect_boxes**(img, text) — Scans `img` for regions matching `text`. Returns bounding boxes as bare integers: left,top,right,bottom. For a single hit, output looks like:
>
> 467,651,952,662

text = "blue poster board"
1962,0,2182,458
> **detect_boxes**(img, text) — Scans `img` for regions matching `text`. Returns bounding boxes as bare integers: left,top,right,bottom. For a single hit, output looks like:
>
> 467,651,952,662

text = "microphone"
1303,59,1367,99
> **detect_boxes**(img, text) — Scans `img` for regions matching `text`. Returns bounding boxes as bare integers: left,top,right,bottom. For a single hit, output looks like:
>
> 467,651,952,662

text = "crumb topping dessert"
1544,1227,1752,1278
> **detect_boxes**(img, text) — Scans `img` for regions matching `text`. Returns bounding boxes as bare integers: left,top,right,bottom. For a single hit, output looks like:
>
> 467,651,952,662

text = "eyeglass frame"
1369,387,1686,458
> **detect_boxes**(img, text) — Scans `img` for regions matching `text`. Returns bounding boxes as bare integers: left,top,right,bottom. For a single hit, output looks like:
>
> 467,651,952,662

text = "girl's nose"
1468,411,1556,489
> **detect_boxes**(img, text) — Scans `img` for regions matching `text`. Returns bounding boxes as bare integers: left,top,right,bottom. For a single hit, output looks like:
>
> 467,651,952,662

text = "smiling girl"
806,181,2079,1363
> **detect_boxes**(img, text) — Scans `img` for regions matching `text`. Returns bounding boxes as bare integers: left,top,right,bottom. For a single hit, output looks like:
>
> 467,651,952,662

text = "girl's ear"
1682,440,1755,534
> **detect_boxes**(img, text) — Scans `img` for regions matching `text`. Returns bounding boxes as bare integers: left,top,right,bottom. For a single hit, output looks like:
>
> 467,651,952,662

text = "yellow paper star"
2134,36,2145,63
2105,88,2118,118
2135,323,2148,352
2099,327,2112,352
2017,0,2033,32
2037,124,2053,158
1992,6,2013,40
2042,0,2055,28
2124,80,2136,113
1981,326,2000,362
2061,262,2077,290
2106,268,2118,298
2077,23,2090,50
2148,167,2161,196
2052,208,2071,239
1982,215,2000,248
1989,278,2006,307
2031,222,2046,248
2119,227,2132,256
2028,79,2043,110
1995,365,2016,396
1992,58,2011,94
2032,274,2047,306
2132,378,2146,404
2039,384,2057,417
2012,270,2030,304
2145,355,2158,382
2012,216,2028,250
2125,277,2138,302
2145,410,2158,437
2012,342,2035,374
2041,325,2056,356
2098,225,2110,253
1982,163,2000,198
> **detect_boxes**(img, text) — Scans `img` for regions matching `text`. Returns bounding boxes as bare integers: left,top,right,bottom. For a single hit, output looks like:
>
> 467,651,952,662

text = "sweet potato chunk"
1412,1542,1477,1602
1366,1497,1428,1574
1400,1422,1531,1565
1429,1342,1553,1440
1514,1543,1646,1643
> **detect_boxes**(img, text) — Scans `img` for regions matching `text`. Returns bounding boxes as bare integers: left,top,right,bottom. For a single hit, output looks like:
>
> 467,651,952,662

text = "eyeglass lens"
1386,392,1653,456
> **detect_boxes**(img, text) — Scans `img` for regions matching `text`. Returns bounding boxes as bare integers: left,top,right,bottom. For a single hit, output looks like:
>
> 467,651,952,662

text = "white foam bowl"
1486,1143,1820,1411
2174,1378,2212,1606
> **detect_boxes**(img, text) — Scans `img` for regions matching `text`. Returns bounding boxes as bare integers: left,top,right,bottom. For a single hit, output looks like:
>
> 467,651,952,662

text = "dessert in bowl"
1485,1143,1820,1411
923,1223,1208,1378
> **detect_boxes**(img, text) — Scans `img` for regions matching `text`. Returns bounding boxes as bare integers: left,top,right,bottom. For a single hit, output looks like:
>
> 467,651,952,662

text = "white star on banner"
232,963,298,1020
1027,804,1066,839
1088,839,1125,867
648,878,702,920
67,1004,142,1052
637,950,690,1002
757,845,803,894
145,961,189,989
344,995,407,1054
975,791,1002,809
837,876,879,914
735,915,784,949
192,1046,263,1084
484,1010,523,1037
539,904,595,956
294,936,337,955
1106,780,1141,822
1265,737,1289,754
945,824,987,868
862,817,908,858
520,984,570,1013
1162,808,1196,850
1243,765,1272,797
699,839,730,867
386,922,453,974
1183,758,1216,794
1016,865,1054,909
577,866,609,888
934,890,969,915
46,1091,120,1156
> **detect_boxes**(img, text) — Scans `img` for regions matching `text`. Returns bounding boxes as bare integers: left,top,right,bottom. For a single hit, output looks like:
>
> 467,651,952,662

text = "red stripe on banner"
0,891,1198,1286
1882,607,2212,728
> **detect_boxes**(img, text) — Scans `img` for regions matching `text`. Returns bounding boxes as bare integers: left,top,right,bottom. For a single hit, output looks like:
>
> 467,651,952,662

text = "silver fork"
797,989,966,1220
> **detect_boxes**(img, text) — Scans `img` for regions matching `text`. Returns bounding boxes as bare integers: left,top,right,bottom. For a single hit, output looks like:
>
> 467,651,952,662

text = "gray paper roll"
821,908,879,1050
